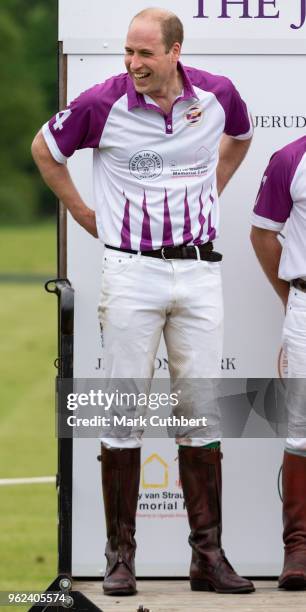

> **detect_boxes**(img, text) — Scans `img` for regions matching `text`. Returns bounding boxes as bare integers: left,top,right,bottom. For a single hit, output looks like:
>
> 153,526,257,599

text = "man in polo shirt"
32,7,254,597
251,135,306,590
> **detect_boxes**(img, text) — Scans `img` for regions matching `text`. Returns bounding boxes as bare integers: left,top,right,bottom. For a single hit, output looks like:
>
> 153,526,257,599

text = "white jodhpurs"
98,247,223,448
283,285,306,451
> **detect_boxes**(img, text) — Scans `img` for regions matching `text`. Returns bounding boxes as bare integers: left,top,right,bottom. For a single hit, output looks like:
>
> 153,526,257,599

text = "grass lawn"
0,284,57,479
0,223,58,596
0,485,57,589
0,221,57,275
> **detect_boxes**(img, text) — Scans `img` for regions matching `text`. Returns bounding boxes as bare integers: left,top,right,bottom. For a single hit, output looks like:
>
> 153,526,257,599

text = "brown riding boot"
99,445,140,596
178,446,255,594
278,451,306,590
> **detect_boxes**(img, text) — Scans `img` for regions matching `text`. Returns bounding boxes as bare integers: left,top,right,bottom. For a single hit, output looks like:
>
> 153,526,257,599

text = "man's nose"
130,54,143,71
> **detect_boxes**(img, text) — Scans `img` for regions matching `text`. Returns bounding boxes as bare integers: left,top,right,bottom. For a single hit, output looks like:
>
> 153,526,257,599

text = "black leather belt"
105,243,222,262
292,278,306,292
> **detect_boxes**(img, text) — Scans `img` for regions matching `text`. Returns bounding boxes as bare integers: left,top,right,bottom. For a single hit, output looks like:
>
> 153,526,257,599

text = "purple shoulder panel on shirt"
48,73,128,158
184,66,251,137
254,137,306,223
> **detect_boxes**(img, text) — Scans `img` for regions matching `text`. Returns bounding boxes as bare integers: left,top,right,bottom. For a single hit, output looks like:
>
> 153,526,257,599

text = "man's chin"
134,83,151,95
132,75,152,92
135,83,147,91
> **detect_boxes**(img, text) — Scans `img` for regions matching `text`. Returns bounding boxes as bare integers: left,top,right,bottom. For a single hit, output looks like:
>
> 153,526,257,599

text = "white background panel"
66,54,306,380
58,1,306,577
59,0,306,42
72,438,284,577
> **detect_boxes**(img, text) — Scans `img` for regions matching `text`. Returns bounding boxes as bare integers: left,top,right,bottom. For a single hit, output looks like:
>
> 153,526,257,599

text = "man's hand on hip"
31,130,98,238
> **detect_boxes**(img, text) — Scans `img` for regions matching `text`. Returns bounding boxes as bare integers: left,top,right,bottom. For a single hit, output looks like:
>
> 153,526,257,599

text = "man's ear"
170,42,181,62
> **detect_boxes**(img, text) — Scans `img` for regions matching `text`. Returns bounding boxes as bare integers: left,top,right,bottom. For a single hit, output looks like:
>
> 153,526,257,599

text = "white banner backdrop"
57,0,306,576
59,0,306,42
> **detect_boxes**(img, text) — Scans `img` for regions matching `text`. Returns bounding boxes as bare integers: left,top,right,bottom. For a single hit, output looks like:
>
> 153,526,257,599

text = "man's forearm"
31,131,97,237
250,226,290,307
217,135,252,196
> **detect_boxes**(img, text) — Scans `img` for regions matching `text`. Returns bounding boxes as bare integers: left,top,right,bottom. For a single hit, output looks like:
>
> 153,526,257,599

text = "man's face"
125,18,180,97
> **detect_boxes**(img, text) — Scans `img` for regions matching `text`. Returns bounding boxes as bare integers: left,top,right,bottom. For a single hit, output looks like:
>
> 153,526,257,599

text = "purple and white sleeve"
224,80,253,140
42,84,105,163
252,151,293,231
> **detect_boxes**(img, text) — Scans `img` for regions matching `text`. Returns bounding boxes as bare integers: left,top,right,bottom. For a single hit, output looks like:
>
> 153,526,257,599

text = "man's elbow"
31,131,44,163
250,225,259,247
242,135,253,154
250,225,278,250
250,225,268,251
31,131,56,173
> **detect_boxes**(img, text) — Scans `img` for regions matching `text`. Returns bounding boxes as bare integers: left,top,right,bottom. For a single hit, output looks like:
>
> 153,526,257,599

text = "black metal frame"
46,278,74,576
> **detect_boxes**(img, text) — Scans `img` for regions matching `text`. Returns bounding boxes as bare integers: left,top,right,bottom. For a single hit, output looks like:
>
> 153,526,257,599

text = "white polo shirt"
252,136,306,281
43,62,252,251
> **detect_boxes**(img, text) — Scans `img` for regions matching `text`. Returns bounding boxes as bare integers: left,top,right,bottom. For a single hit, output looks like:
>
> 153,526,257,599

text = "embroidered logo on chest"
129,150,163,180
184,103,203,127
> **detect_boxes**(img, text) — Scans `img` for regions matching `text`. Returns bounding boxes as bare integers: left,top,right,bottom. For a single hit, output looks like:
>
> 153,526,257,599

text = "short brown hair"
131,8,184,53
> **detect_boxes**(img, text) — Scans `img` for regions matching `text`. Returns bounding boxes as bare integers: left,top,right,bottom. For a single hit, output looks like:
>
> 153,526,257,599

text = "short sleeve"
224,81,253,140
42,84,110,163
252,151,293,231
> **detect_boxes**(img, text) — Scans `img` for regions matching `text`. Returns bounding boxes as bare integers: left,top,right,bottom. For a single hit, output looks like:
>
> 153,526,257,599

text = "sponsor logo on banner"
129,150,163,180
155,356,237,371
94,355,237,371
137,452,186,517
141,454,169,489
193,1,306,31
254,115,306,129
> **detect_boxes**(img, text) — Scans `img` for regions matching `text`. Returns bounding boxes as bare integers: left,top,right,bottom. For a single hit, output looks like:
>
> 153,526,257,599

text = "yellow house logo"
141,453,168,489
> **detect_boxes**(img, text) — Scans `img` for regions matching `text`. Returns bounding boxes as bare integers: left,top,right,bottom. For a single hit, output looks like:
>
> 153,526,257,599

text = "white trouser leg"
283,286,306,451
163,259,223,446
98,250,167,448
98,251,223,448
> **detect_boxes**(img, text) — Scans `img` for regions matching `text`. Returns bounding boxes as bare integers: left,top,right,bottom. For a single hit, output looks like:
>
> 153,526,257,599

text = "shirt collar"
127,61,198,111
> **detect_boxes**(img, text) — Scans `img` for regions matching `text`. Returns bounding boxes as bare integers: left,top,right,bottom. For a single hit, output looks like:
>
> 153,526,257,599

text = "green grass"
0,221,56,275
0,485,57,590
0,284,57,592
0,285,57,478
0,223,58,596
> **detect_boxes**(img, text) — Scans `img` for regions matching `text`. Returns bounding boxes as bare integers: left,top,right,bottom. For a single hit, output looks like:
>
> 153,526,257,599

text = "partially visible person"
251,135,306,590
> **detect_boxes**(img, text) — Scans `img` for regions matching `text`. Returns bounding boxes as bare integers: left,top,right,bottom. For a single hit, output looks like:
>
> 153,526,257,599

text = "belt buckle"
161,247,172,261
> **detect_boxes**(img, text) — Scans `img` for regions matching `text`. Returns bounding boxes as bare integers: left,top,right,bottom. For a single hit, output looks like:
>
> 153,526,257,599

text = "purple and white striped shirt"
43,62,252,250
252,136,306,281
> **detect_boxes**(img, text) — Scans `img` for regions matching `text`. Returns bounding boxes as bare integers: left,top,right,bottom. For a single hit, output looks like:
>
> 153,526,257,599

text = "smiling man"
125,10,184,111
32,7,253,598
